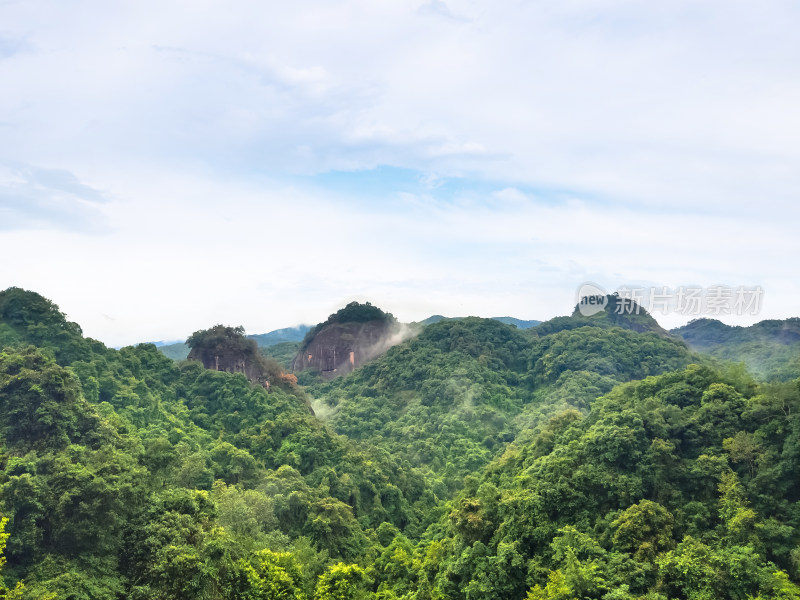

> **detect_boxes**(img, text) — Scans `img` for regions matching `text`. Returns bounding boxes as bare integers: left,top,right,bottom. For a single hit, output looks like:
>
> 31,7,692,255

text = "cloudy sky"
1,0,798,346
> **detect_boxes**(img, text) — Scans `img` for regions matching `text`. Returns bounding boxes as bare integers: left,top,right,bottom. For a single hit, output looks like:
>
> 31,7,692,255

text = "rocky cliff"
292,320,407,378
187,344,267,381
291,302,414,378
186,324,275,384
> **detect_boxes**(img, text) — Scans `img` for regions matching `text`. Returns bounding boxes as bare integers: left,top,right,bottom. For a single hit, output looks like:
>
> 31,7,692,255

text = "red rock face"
187,346,265,382
292,320,408,378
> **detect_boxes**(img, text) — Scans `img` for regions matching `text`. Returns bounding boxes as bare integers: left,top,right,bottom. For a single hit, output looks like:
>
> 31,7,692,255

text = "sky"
1,0,799,347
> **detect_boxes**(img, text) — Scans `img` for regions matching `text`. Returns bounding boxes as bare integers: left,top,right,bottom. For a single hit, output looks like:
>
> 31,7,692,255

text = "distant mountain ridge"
250,324,312,346
671,317,800,381
491,316,542,329
150,339,185,348
672,317,800,348
157,317,542,362
156,324,311,361
417,315,541,329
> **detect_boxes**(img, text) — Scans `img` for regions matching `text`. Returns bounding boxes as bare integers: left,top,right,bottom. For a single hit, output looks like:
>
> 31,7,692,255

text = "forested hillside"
157,325,312,363
0,286,798,599
309,317,694,489
673,318,800,381
0,288,437,598
414,366,800,599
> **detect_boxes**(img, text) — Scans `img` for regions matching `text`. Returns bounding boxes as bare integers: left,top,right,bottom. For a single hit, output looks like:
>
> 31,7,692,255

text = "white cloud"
0,0,798,344
0,161,109,231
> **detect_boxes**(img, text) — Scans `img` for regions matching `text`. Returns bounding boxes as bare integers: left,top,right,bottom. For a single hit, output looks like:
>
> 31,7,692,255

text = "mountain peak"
293,301,411,378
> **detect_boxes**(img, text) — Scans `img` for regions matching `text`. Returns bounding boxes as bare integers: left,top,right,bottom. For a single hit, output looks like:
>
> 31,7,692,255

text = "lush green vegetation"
412,365,800,599
262,341,303,370
673,318,800,381
157,326,311,362
0,286,799,599
491,317,541,330
156,341,190,361
536,294,668,337
250,326,312,348
415,316,540,329
301,302,396,349
0,288,434,598
309,318,695,489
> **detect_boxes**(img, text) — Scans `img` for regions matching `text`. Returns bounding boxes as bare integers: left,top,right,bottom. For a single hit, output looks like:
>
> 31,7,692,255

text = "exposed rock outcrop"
187,344,266,381
291,302,416,379
291,321,396,377
187,324,275,384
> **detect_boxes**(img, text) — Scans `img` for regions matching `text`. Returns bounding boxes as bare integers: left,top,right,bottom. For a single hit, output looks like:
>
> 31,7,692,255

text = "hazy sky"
2,0,799,346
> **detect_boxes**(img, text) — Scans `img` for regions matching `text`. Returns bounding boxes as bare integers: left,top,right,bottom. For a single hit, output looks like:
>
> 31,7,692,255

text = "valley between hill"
0,287,798,599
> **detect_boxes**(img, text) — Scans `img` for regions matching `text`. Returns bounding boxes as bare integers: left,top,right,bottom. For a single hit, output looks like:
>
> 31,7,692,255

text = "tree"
315,563,368,600
249,550,305,600
0,517,24,599
611,500,674,560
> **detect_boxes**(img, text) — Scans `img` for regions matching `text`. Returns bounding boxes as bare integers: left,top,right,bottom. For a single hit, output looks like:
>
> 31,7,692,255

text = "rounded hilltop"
186,324,290,387
292,301,411,378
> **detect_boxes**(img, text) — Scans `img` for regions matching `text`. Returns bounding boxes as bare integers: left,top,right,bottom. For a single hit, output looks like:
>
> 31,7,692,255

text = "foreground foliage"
0,286,798,599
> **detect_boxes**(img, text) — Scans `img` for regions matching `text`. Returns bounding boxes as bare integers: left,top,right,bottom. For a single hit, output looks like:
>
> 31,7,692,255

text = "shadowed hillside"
673,317,800,381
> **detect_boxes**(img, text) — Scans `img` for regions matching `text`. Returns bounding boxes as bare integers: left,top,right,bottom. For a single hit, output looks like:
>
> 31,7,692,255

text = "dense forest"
672,318,800,382
0,286,799,599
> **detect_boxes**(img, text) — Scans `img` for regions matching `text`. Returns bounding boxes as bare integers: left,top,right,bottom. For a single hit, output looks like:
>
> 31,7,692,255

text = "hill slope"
402,365,800,600
0,288,439,597
156,324,312,361
535,293,669,337
308,310,696,490
417,315,541,328
1,286,799,599
672,317,800,380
